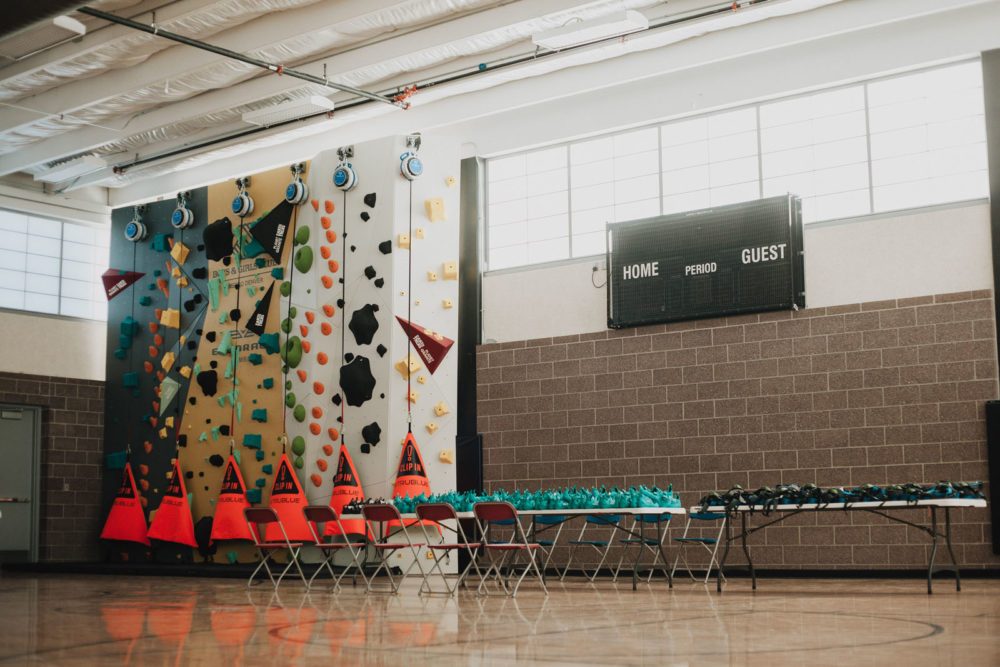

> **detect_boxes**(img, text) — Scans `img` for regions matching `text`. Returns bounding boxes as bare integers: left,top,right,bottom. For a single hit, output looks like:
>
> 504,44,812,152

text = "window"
485,60,988,272
0,209,109,320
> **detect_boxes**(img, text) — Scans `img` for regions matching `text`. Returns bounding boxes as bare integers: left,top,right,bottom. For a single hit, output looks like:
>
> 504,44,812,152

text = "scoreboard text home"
606,195,805,329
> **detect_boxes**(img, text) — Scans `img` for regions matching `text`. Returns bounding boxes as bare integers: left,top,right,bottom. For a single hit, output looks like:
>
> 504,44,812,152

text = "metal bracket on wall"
337,145,354,161
235,176,251,189
405,134,422,152
290,163,305,176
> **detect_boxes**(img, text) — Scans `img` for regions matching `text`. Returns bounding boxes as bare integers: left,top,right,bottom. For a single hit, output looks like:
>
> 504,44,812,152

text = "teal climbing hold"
226,551,239,564
247,285,257,297
199,431,208,442
153,270,161,277
242,433,261,449
251,409,267,423
262,464,273,474
120,317,138,336
262,377,274,389
259,333,279,354
218,330,232,354
211,426,221,440
123,372,138,387
233,450,241,465
106,450,127,470
270,267,284,280
245,489,262,503
255,450,266,461
113,349,127,359
255,257,267,268
152,233,171,252
255,478,266,488
248,353,262,365
139,296,151,306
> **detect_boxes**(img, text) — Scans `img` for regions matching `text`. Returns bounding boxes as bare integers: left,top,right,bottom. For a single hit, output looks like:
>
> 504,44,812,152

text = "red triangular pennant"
102,269,146,301
210,455,253,542
395,317,455,374
266,454,313,542
100,462,151,545
323,445,371,539
147,460,197,547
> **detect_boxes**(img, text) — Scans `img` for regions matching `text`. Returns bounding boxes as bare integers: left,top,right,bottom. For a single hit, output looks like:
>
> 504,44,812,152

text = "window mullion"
863,82,875,214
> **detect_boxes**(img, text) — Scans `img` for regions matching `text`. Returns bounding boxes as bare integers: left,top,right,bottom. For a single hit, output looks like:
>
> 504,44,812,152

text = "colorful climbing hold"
322,305,335,318
324,200,334,214
320,216,331,229
309,423,321,435
317,352,328,365
321,275,333,289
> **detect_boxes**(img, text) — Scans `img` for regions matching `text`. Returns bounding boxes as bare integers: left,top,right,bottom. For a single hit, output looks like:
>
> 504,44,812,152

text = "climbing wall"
102,136,460,565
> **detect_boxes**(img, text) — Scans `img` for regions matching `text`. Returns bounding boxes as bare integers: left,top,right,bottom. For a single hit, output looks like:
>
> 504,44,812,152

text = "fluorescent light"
241,95,335,126
34,155,107,183
532,10,648,50
53,15,87,36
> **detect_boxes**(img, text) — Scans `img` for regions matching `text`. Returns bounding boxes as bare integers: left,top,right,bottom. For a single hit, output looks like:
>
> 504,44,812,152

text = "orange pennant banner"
265,453,313,542
147,460,197,547
100,462,151,545
210,455,253,542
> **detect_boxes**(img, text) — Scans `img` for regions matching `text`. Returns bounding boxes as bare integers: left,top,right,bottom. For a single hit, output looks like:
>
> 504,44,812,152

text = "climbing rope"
406,180,414,434
339,189,348,448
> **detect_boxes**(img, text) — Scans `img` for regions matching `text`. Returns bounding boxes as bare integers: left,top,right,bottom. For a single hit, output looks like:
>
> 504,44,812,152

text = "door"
0,404,40,562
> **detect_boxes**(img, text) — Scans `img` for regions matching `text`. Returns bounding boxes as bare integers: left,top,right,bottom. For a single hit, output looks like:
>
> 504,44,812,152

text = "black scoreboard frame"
606,195,805,329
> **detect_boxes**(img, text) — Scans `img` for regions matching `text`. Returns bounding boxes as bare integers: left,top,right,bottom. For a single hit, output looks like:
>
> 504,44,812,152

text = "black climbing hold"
198,471,204,477
192,267,208,279
351,245,357,252
185,471,194,479
337,299,345,308
203,217,234,261
378,240,392,254
360,212,370,222
363,193,376,208
361,422,381,446
208,454,225,467
360,443,371,454
186,340,197,350
229,308,241,322
196,370,218,396
209,360,218,369
339,356,375,407
376,344,387,357
349,304,380,345
193,294,203,304
189,397,197,405
196,245,205,252
184,299,197,312
219,425,230,436
331,394,342,406
206,331,217,343
177,434,187,448
222,256,232,266
194,516,216,561
344,352,354,362
374,278,384,288
364,266,376,280
196,329,204,336
380,393,385,399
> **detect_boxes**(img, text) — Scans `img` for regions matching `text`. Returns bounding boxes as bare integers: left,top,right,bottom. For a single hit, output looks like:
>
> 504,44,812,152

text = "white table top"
689,498,987,513
397,506,687,520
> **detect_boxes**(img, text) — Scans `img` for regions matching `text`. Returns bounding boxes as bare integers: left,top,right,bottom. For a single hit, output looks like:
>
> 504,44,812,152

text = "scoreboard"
607,195,805,329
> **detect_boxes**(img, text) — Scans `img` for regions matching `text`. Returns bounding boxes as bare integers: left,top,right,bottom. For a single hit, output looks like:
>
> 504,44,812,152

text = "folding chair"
474,501,547,597
415,503,482,596
243,507,308,589
361,503,426,594
612,512,673,584
302,505,369,592
530,513,567,579
670,511,727,583
559,514,622,581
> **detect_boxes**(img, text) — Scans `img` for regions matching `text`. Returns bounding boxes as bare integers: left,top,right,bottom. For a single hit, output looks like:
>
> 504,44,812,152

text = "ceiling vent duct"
34,154,106,183
532,10,648,50
241,95,335,127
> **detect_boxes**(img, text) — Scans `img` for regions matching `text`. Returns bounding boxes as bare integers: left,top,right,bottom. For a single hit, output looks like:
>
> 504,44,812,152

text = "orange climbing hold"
320,246,331,259
143,442,153,455
311,407,323,419
327,428,339,441
325,230,337,243
148,346,159,358
139,464,149,476
149,322,159,334
144,361,154,373
154,309,163,321
140,479,150,492
313,382,325,395
320,322,332,336
324,200,334,214
322,305,335,317
149,417,158,428
321,276,333,289
328,260,339,273
153,334,163,346
305,311,315,324
297,369,308,383
301,340,311,353
311,199,319,212
309,423,321,435
151,401,159,413
156,371,164,383
316,459,328,472
322,444,334,456
310,474,322,487
316,352,328,365
157,278,169,298
320,216,331,230
299,324,309,337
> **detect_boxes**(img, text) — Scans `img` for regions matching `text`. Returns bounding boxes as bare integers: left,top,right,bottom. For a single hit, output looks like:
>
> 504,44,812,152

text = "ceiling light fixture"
52,15,87,36
34,155,106,183
241,95,335,126
532,10,648,50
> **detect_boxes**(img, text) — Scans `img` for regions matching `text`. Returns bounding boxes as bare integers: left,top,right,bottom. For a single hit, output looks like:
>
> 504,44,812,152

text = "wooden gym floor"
0,572,997,665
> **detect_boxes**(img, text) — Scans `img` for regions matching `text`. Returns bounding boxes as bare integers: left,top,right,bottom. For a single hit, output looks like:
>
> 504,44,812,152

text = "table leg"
632,517,644,591
944,507,961,592
717,510,733,593
656,517,672,589
740,512,756,591
928,506,938,595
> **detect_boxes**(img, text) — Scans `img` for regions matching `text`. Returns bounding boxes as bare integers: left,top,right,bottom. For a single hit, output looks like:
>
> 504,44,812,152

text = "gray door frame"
0,403,41,563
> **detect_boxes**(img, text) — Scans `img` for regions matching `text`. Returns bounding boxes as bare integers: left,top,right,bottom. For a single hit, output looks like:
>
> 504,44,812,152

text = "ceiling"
0,0,995,205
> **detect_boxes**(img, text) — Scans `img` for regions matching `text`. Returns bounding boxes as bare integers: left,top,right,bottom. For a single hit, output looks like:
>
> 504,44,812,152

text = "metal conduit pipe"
76,6,408,110
105,0,775,174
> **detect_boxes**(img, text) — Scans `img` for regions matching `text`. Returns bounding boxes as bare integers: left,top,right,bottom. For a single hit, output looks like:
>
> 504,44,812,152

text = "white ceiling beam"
0,0,224,87
102,0,1000,205
0,0,620,174
0,0,416,136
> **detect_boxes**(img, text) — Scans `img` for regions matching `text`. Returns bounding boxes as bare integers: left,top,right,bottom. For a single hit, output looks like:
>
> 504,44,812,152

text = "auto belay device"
171,191,194,229
399,134,423,181
285,163,308,205
123,205,147,242
332,145,357,191
231,176,254,217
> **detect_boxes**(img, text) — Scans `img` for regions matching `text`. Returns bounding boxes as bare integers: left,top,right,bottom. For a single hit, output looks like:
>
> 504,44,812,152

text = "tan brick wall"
477,290,1000,570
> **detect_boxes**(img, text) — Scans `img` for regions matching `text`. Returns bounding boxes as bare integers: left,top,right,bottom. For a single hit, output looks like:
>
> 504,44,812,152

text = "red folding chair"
474,501,547,597
361,503,426,594
415,503,482,596
302,505,369,592
243,507,308,589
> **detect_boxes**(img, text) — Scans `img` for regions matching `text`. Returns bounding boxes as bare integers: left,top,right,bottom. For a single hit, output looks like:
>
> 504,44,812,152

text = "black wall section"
986,50,1000,377
103,190,210,553
456,156,483,491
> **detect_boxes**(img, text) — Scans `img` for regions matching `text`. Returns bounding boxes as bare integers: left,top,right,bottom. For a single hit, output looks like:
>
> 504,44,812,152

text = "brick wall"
0,371,104,562
476,290,1000,570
